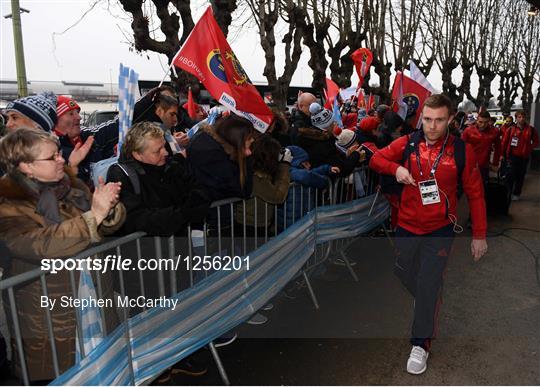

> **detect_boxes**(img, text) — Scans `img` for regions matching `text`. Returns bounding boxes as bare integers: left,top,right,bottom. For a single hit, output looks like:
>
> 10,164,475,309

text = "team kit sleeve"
461,144,487,239
369,135,408,176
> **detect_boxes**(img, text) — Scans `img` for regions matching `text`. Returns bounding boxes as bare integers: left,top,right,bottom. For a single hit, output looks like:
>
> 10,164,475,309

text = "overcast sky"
0,0,534,103
0,0,320,86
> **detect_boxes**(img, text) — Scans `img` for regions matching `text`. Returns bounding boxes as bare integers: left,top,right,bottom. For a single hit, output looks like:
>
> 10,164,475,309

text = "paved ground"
168,172,540,385
2,174,537,386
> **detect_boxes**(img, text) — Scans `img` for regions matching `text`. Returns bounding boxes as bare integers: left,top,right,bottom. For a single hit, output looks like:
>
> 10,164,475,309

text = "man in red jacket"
462,111,501,185
369,94,487,375
501,110,539,201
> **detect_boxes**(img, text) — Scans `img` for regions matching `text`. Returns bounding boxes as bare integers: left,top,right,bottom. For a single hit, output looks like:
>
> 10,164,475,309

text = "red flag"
324,78,340,109
186,87,197,119
351,48,373,89
356,88,367,109
172,7,273,132
391,71,432,128
367,93,375,110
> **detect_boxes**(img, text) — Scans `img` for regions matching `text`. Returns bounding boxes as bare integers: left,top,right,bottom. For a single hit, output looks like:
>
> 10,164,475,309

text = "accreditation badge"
510,136,519,147
419,179,441,205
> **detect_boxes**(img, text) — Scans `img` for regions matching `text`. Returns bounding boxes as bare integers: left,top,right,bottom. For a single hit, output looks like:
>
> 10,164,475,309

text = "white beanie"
309,102,334,130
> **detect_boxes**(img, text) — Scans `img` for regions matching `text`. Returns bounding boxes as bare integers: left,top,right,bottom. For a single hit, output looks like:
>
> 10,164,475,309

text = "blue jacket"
277,146,331,231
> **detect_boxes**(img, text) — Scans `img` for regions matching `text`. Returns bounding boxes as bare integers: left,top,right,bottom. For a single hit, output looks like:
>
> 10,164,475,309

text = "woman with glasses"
0,129,126,382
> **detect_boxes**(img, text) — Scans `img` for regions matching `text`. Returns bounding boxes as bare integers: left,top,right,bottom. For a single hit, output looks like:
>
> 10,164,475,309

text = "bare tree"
327,0,366,88
298,0,333,92
497,1,522,115
387,0,428,72
363,0,392,102
244,0,305,108
464,0,505,109
118,0,237,93
425,0,470,104
518,5,540,117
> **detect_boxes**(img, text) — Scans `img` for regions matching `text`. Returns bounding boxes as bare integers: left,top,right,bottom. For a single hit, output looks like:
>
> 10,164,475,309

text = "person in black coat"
296,102,347,174
290,92,317,144
106,121,210,237
186,115,256,202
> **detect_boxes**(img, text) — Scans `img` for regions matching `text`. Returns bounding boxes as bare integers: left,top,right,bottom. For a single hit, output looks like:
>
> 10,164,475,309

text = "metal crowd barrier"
0,164,386,385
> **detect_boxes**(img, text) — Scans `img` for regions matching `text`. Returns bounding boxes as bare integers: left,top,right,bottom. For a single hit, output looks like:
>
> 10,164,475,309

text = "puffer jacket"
0,168,125,381
187,125,254,202
234,163,290,228
107,155,211,236
276,146,332,231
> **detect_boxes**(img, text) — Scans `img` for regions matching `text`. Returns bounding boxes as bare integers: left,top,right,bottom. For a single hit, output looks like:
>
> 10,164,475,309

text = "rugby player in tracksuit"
370,94,488,375
500,110,539,201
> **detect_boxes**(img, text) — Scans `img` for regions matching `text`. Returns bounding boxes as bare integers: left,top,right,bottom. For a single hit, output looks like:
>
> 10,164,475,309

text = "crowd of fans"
0,86,537,382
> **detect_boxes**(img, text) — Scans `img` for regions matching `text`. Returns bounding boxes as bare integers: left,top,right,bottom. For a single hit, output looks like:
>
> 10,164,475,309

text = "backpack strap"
453,136,466,184
401,130,423,169
116,162,141,195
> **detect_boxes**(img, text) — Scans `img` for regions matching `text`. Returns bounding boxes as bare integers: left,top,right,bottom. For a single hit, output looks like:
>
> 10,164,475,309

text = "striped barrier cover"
50,193,389,385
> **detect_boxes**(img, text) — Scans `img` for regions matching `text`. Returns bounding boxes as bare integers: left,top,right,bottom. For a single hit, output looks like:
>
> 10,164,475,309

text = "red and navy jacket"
369,134,487,239
501,123,539,159
461,124,501,168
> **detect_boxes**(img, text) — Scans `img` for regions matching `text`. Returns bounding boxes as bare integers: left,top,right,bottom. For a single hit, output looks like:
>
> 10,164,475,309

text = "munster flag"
391,71,431,128
172,7,273,132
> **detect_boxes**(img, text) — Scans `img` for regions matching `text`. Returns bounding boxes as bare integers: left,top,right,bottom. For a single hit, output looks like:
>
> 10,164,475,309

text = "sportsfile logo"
41,255,250,274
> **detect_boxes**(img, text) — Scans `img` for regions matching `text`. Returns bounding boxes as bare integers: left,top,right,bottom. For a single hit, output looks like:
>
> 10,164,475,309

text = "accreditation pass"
419,179,441,205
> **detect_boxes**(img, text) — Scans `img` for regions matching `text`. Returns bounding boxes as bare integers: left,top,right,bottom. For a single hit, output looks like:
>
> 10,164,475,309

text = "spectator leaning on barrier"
276,145,335,231
107,121,210,236
461,111,501,185
234,134,291,233
501,110,539,201
335,129,369,167
296,102,344,172
267,108,292,147
187,114,255,202
0,129,125,381
369,94,487,376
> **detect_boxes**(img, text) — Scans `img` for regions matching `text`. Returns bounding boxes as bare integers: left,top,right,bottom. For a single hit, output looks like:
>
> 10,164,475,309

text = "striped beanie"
336,129,358,149
56,95,81,118
4,91,57,132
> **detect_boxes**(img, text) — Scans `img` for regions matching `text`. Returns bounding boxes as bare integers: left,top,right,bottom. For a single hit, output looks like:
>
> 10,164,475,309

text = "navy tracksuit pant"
394,224,455,351
508,155,528,196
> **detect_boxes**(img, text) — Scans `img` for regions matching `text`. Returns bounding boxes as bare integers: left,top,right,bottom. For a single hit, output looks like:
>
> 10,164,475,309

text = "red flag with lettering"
172,7,273,132
391,71,431,128
186,87,197,119
351,48,373,89
324,78,340,109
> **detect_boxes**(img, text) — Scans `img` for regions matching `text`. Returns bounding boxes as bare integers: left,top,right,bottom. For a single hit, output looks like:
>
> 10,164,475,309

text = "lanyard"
415,131,449,178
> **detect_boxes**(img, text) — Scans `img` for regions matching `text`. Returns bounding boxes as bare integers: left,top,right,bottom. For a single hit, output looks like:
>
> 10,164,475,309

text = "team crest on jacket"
402,93,420,118
207,49,250,86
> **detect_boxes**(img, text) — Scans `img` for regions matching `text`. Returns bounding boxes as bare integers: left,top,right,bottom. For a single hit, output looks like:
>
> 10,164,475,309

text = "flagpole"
158,63,173,88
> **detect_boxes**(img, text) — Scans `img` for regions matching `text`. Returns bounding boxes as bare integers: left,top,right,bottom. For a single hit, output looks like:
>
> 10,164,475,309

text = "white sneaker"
511,195,520,201
407,346,429,375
